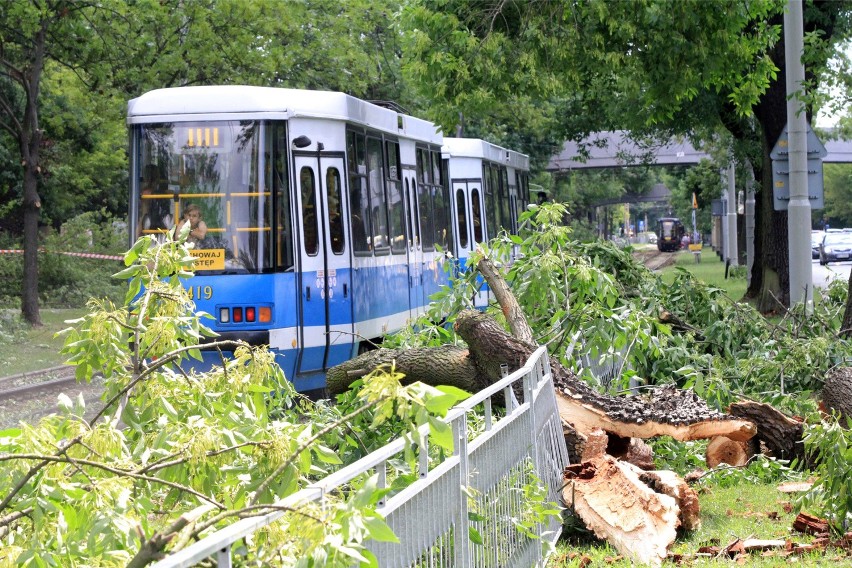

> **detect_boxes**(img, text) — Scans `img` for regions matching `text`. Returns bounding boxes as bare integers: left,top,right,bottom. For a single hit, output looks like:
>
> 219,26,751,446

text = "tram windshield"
133,121,290,273
660,220,677,238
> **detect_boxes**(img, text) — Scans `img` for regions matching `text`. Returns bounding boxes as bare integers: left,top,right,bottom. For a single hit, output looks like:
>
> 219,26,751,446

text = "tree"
399,0,852,310
0,0,408,324
0,2,103,324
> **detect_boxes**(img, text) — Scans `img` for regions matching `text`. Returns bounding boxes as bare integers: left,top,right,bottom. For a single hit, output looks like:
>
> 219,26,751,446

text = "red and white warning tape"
0,249,124,261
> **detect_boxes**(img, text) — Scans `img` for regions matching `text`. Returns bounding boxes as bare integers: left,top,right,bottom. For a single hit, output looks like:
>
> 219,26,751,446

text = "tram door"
404,173,425,318
453,179,489,308
294,154,353,375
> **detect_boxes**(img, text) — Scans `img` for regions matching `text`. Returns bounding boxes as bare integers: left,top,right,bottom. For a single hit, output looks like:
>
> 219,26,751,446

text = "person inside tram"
176,203,208,246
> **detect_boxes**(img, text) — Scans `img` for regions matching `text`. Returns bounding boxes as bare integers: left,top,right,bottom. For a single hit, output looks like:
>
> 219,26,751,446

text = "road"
812,258,852,289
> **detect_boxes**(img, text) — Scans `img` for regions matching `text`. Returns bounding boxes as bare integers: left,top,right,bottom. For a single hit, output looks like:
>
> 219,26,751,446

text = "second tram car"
657,217,685,252
127,86,529,393
442,138,530,308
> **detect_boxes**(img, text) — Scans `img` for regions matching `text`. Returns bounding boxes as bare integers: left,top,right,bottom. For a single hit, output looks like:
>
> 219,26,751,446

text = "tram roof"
442,138,529,171
127,86,443,145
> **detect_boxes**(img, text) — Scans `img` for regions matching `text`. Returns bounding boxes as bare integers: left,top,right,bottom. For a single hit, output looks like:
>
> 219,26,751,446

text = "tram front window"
134,120,281,273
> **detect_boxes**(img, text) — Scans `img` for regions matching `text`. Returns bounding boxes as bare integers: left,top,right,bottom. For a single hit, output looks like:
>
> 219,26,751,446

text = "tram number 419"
187,285,213,300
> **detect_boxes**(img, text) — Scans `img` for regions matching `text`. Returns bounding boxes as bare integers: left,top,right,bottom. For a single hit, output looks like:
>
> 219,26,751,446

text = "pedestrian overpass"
546,129,852,172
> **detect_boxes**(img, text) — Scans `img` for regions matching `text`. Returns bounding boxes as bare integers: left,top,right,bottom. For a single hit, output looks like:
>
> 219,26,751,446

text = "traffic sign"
770,124,827,160
771,124,825,211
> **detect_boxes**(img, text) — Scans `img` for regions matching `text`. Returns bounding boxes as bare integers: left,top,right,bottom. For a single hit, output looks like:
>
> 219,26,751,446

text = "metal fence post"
453,411,470,567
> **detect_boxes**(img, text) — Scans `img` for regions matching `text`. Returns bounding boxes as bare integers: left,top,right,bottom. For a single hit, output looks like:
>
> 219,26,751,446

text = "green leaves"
799,416,852,534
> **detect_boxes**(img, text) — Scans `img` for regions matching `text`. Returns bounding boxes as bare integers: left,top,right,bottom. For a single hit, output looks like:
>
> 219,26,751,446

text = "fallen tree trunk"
328,258,756,461
326,345,480,395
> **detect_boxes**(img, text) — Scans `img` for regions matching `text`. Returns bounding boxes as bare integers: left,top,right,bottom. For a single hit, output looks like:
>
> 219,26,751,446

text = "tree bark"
822,367,852,425
728,401,804,463
18,15,48,326
326,345,480,395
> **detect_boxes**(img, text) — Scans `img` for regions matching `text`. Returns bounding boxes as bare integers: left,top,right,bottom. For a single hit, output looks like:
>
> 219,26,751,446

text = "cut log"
728,401,804,463
562,455,680,567
706,435,758,468
823,367,852,425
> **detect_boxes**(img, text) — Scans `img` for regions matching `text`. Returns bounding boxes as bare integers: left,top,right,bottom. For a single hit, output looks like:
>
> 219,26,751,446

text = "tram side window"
386,141,406,253
431,150,442,187
432,184,447,249
471,188,484,243
347,131,372,254
411,180,422,249
327,168,345,254
418,181,434,251
499,167,512,232
367,137,389,251
300,167,318,256
514,171,524,227
483,165,498,241
270,124,294,271
456,189,469,248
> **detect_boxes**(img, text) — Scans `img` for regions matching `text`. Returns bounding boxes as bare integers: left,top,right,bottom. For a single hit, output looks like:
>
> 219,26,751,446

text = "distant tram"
657,217,685,252
127,86,529,393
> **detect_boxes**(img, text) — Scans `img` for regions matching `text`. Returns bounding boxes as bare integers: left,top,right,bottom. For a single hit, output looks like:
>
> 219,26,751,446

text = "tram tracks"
0,365,77,396
0,366,104,429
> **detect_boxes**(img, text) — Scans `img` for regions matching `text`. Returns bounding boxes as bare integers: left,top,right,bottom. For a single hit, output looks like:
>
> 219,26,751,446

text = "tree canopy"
400,0,852,309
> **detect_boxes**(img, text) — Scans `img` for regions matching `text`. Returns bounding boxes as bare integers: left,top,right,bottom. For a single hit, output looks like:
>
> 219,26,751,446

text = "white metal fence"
152,346,569,568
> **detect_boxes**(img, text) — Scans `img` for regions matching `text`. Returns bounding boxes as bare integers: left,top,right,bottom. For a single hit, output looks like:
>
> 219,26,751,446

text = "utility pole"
745,162,756,285
726,162,738,266
785,0,813,311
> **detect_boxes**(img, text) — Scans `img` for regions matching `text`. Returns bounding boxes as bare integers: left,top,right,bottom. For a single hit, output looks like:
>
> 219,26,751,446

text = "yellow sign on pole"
692,192,698,209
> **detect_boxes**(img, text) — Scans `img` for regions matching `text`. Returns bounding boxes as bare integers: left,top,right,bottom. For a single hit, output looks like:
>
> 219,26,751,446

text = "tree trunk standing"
746,3,842,312
22,161,42,326
822,367,852,425
746,13,790,312
12,15,49,326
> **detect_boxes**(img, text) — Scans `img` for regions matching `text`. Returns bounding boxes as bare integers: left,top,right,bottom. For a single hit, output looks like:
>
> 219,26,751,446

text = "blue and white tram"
127,86,454,393
442,138,530,308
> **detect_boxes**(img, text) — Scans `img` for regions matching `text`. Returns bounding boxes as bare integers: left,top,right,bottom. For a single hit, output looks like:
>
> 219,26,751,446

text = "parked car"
819,232,852,265
811,231,823,259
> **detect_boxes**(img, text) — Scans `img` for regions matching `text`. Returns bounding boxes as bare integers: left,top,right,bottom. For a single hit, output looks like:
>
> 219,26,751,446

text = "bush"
0,213,127,309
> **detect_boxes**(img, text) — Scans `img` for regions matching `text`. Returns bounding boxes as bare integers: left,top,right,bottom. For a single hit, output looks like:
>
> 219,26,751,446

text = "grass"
660,249,748,301
548,481,839,567
0,308,85,376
